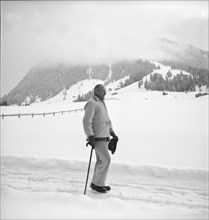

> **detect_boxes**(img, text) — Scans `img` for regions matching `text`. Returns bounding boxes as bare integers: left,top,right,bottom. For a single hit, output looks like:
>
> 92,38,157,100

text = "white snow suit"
83,95,113,186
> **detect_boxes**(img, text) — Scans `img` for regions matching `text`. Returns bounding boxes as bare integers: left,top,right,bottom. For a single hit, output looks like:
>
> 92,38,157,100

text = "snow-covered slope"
151,61,190,78
140,61,190,87
39,76,131,104
40,79,104,104
33,60,208,105
1,79,208,219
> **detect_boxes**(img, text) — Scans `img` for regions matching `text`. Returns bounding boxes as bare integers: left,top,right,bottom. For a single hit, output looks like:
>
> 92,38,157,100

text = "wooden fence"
0,108,84,119
0,97,120,119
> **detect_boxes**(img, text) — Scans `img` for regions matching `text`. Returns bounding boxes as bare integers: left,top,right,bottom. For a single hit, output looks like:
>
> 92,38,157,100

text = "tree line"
142,68,208,92
0,100,8,106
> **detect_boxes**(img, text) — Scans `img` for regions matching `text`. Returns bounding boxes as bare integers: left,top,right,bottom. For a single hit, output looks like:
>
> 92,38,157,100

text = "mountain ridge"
1,39,208,105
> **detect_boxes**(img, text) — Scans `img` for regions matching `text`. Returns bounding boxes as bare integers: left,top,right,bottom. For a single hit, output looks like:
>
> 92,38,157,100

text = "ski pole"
84,146,93,195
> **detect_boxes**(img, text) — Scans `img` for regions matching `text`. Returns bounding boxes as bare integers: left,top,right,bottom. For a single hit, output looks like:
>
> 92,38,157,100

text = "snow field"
1,90,208,219
1,91,208,168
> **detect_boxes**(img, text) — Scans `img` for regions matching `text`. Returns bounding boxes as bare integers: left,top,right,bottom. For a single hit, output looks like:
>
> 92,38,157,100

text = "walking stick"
84,146,93,195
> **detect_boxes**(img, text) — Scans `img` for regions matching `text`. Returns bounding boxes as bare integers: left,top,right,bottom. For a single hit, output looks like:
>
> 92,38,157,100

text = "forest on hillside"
142,67,209,92
1,60,208,105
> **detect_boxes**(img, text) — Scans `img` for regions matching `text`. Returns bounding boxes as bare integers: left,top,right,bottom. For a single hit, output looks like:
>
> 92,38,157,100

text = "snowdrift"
1,155,208,219
2,155,208,192
2,155,207,182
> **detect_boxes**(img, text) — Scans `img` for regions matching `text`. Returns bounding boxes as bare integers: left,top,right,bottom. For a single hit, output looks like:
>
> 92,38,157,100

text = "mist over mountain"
155,38,208,70
1,39,208,105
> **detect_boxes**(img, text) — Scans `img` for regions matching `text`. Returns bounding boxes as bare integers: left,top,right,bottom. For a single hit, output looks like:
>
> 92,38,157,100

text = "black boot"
90,183,107,193
103,186,111,191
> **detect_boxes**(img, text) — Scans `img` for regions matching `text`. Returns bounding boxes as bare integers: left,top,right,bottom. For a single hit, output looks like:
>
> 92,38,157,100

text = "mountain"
42,61,208,105
1,60,156,105
1,39,208,105
155,38,209,70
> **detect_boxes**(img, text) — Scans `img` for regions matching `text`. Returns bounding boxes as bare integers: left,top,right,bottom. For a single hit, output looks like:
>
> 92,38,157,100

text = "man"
83,84,118,193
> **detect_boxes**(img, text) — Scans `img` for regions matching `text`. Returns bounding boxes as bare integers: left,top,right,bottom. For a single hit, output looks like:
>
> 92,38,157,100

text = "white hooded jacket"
83,95,113,138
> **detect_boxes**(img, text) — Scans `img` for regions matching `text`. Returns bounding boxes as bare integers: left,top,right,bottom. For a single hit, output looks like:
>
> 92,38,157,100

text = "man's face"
95,86,106,100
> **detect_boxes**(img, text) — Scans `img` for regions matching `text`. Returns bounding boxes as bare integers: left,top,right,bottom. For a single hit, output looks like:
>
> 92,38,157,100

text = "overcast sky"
1,1,208,96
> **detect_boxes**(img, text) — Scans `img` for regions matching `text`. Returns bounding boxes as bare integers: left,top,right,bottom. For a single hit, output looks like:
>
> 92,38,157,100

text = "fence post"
18,113,20,118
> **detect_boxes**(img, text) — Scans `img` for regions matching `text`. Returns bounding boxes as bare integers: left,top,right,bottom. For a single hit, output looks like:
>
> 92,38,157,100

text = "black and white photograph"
0,0,208,219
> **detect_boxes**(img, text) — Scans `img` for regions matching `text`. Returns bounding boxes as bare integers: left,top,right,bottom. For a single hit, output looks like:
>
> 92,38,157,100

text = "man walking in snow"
83,84,118,193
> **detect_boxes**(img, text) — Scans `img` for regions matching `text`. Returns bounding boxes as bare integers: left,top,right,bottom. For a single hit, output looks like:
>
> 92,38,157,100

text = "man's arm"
83,101,95,137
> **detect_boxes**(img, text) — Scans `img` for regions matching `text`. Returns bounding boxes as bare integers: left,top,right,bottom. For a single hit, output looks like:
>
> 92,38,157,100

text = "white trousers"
92,141,111,187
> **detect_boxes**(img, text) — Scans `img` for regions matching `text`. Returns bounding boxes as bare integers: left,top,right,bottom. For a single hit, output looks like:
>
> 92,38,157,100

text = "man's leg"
92,141,111,187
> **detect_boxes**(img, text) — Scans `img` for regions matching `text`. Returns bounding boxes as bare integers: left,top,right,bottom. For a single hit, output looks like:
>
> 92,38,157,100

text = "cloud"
1,1,208,96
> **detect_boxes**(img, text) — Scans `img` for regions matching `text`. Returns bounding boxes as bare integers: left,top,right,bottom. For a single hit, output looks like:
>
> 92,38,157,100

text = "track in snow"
1,164,208,211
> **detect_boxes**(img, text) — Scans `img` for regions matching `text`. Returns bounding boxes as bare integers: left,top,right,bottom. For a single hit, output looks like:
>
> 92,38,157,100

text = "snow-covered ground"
1,88,208,219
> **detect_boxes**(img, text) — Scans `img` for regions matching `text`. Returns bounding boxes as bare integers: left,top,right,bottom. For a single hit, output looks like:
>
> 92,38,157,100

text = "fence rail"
0,108,84,119
0,97,120,119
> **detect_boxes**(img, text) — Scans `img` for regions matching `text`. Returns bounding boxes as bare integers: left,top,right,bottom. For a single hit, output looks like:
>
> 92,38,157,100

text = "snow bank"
2,155,208,191
2,155,207,180
1,155,208,219
2,155,88,172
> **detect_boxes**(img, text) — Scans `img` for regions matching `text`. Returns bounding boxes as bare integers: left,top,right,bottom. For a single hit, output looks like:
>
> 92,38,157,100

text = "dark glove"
108,138,118,154
110,131,119,142
86,136,95,148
